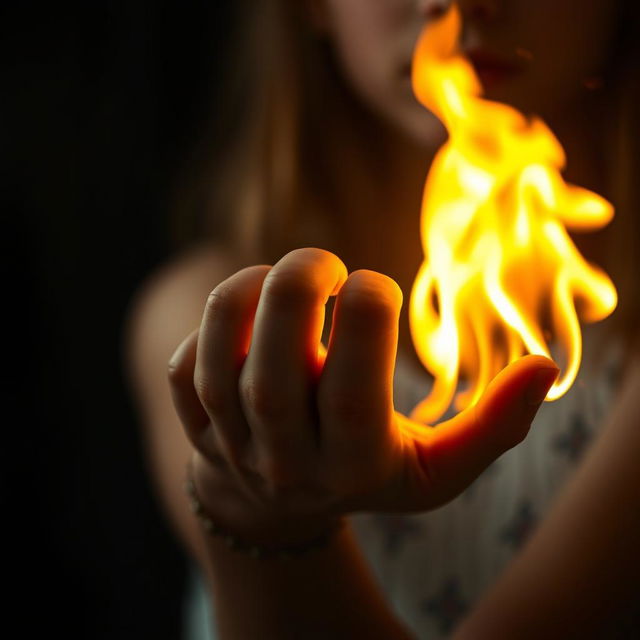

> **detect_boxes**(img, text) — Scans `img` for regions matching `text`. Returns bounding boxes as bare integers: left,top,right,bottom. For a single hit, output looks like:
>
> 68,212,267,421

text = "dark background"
3,2,231,637
4,3,639,638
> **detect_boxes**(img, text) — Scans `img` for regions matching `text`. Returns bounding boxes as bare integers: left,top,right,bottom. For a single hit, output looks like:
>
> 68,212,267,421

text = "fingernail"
525,367,559,407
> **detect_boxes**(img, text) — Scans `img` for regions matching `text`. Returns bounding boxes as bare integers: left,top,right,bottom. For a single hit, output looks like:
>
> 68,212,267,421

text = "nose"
416,0,449,21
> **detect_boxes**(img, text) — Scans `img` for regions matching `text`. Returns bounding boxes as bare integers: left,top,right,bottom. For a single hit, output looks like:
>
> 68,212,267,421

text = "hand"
168,248,558,546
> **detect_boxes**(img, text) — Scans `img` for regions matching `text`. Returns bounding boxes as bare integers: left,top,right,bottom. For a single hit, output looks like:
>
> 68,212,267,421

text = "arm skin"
124,242,638,639
196,522,413,639
122,244,415,640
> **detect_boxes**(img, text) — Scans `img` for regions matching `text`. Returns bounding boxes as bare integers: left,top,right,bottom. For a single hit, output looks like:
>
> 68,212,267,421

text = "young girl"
124,1,639,637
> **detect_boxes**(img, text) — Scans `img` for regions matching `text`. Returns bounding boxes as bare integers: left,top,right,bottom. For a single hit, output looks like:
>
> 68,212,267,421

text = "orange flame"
408,5,617,424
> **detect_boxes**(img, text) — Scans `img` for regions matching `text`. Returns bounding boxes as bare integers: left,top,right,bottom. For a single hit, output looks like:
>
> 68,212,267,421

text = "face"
311,0,620,145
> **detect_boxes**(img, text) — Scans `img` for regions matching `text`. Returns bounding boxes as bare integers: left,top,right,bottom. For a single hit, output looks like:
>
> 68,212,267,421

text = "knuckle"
194,374,227,417
240,376,288,422
167,357,186,382
167,332,197,382
205,264,272,317
262,270,318,308
205,284,241,319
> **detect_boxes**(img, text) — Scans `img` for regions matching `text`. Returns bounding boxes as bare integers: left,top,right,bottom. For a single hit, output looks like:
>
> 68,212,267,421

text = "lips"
403,48,524,90
464,48,524,89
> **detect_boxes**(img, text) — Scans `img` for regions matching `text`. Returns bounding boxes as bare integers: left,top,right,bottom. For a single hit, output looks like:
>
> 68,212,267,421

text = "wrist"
187,454,344,557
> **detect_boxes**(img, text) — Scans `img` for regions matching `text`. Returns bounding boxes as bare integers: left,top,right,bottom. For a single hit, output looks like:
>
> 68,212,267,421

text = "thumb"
406,354,559,507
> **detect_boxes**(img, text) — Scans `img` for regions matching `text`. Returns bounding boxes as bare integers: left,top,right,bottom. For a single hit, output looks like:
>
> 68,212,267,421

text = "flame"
408,5,617,424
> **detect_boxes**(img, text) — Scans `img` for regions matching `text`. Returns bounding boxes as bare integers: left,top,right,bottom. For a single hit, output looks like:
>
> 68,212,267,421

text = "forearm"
198,519,414,640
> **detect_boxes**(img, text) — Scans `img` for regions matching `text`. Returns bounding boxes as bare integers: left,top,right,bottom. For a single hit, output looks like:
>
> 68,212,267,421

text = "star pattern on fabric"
500,501,537,549
371,514,425,555
421,578,468,635
552,413,592,462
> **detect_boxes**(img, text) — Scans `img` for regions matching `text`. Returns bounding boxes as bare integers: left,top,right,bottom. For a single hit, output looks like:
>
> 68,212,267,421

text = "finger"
318,270,403,475
239,248,348,487
194,265,272,461
403,354,559,507
168,330,256,486
168,328,210,444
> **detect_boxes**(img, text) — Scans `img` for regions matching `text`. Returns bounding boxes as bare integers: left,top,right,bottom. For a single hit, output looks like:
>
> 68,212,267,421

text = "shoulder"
123,241,241,380
126,242,239,326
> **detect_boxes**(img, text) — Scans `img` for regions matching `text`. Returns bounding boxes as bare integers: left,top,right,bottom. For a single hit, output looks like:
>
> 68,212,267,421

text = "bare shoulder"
123,241,241,376
121,241,243,561
126,241,239,326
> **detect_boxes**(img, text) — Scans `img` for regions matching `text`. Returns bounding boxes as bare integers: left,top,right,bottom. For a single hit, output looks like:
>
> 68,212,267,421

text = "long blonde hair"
170,1,639,348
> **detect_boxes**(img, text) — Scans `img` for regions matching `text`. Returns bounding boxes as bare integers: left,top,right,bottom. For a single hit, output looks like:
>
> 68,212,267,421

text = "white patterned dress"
184,323,624,639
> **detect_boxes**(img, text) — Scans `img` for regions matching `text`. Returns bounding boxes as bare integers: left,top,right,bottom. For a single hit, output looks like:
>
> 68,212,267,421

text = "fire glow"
407,5,617,424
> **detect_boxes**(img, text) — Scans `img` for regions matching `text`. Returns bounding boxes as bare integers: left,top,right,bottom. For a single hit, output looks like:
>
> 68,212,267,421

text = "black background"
3,2,230,637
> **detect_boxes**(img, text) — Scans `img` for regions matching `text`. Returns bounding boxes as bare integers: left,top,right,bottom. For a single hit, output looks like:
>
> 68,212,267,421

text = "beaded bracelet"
184,465,343,560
